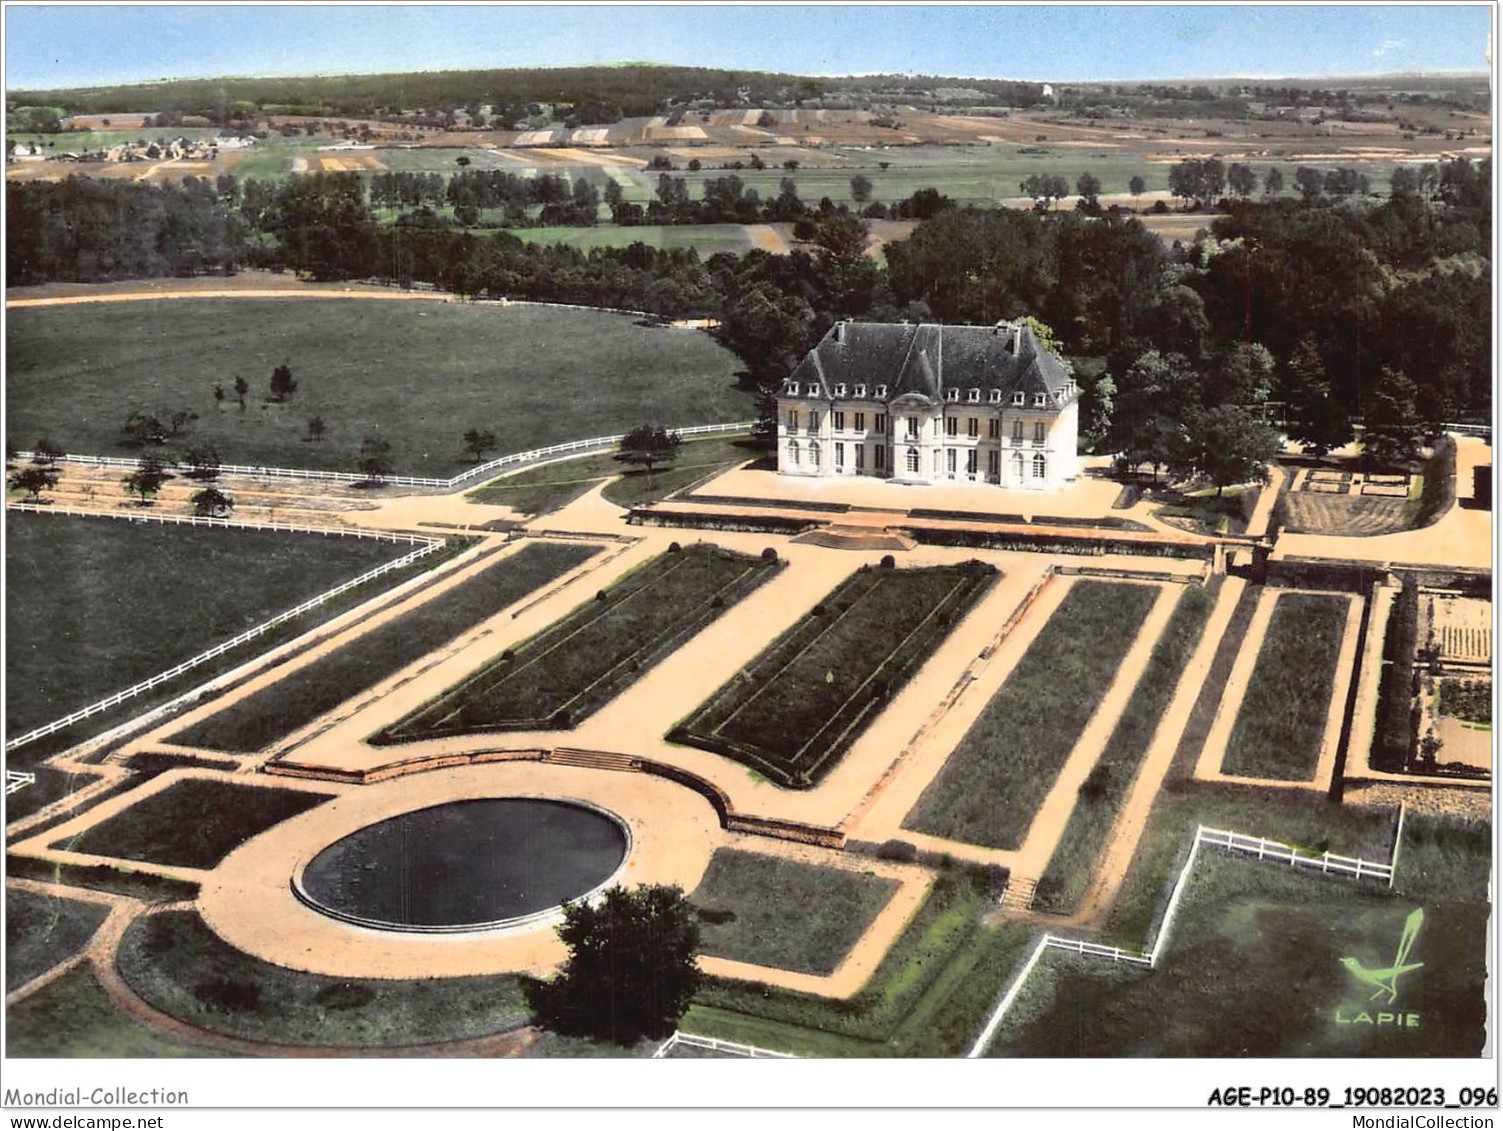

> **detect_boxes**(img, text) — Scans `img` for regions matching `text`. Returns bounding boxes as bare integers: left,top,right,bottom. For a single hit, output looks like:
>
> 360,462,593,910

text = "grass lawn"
5,766,103,825
172,541,599,752
687,867,1037,1057
1034,583,1217,914
7,300,749,476
512,224,757,255
5,886,110,992
7,962,228,1058
987,834,1488,1057
466,434,757,515
674,561,997,789
1155,485,1259,535
689,849,901,976
1102,782,1399,949
903,580,1160,850
375,544,779,741
1222,592,1350,781
55,778,332,869
116,909,528,1047
4,512,412,755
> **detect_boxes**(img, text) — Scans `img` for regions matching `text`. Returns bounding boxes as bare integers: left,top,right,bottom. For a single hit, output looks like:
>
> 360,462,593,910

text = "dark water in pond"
300,798,627,928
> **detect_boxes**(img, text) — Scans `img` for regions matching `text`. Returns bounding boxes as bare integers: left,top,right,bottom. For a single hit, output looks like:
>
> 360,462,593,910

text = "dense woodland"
7,155,1491,478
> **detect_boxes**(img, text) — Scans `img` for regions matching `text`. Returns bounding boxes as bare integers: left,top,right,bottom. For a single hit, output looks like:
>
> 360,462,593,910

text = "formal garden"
671,560,998,788
171,540,599,752
374,543,780,741
903,579,1161,850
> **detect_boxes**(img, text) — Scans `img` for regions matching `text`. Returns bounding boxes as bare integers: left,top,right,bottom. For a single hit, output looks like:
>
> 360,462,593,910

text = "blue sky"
5,4,1493,91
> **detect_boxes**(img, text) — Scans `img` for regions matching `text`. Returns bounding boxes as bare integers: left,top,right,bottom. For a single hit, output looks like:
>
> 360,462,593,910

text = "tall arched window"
787,440,800,467
906,447,920,474
1011,452,1024,482
1032,453,1047,480
809,443,821,468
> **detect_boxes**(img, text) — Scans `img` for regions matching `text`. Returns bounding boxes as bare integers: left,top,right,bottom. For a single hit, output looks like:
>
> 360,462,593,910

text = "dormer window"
967,388,981,403
946,388,960,402
783,380,798,395
806,383,820,397
875,385,888,399
854,384,867,399
1033,393,1046,407
989,389,1003,404
834,383,847,398
1011,391,1025,406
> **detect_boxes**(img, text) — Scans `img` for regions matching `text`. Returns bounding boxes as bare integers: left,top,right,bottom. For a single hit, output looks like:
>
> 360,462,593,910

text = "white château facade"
777,321,1081,490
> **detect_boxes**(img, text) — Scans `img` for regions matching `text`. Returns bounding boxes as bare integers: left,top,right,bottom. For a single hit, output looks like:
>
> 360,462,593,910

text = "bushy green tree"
523,884,702,1045
616,425,681,473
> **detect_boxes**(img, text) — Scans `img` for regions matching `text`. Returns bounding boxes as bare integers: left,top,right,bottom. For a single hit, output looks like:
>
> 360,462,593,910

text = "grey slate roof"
786,321,1073,405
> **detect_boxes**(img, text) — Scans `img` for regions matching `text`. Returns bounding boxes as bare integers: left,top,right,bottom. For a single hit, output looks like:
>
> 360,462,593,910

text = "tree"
522,884,702,1045
1284,335,1352,456
9,465,59,502
1193,404,1282,496
1019,173,1068,211
357,434,393,482
1128,174,1146,200
850,174,873,204
190,485,234,517
122,411,170,447
1075,172,1102,211
1362,367,1424,471
1263,166,1284,197
1227,163,1258,199
32,438,63,466
121,453,169,505
1167,158,1225,207
1105,350,1200,482
462,427,498,462
269,363,297,402
1293,166,1325,203
184,444,221,481
306,415,327,443
233,376,249,410
616,425,681,474
213,384,226,408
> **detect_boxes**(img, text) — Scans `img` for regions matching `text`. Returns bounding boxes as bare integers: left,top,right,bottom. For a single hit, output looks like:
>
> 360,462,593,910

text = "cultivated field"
171,541,599,752
6,299,749,475
673,560,998,789
375,544,779,741
4,512,411,746
1222,592,1350,781
903,580,1160,850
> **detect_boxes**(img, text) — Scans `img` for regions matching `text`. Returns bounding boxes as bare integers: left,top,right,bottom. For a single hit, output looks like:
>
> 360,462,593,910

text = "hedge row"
1369,580,1419,773
1414,435,1458,528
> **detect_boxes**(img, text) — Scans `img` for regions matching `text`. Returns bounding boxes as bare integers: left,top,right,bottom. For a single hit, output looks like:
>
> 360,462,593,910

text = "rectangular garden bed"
1221,592,1350,781
903,580,1160,850
374,544,780,741
173,541,600,752
670,560,997,789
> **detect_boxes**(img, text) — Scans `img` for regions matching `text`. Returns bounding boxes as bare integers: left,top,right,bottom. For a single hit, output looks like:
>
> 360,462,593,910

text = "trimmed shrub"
1415,436,1458,527
879,554,896,569
1371,580,1419,772
1472,464,1491,510
668,541,682,552
761,547,779,562
877,839,918,863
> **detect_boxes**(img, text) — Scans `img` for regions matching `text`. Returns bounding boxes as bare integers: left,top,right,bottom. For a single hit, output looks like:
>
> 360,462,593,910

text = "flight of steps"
548,747,640,773
999,876,1038,912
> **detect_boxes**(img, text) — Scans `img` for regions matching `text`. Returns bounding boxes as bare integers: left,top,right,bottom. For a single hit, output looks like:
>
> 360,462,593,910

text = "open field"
689,849,900,977
376,544,778,740
117,909,529,1046
4,511,411,746
987,831,1488,1057
673,561,997,789
1034,583,1217,913
466,434,759,515
903,580,1161,850
5,886,110,992
7,299,749,476
513,224,759,255
1222,593,1351,781
56,778,332,869
172,541,599,752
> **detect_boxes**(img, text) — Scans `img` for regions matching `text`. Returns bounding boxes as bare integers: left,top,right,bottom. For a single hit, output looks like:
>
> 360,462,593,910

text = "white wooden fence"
651,1032,796,1059
5,770,36,795
6,503,436,545
5,523,444,752
967,817,1401,1058
14,419,754,492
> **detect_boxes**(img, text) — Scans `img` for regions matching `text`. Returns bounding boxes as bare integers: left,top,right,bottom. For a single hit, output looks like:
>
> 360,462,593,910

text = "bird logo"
1339,908,1425,1006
